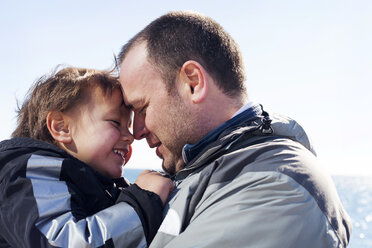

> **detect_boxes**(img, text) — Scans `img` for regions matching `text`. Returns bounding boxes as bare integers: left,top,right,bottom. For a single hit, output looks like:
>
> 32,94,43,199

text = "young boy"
0,67,173,247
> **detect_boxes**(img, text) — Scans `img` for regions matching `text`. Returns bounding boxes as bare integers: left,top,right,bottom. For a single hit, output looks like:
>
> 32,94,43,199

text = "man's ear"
180,60,208,103
46,111,72,144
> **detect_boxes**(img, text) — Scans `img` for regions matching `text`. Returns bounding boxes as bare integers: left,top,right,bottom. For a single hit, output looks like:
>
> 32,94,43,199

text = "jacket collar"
182,103,263,164
0,137,68,156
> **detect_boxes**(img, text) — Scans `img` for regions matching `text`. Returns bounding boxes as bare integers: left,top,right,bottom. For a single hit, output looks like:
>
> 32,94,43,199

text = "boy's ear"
180,60,207,103
46,111,72,144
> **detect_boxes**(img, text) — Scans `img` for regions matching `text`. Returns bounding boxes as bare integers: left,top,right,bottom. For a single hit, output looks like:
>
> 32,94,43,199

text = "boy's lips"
113,149,126,163
113,146,132,165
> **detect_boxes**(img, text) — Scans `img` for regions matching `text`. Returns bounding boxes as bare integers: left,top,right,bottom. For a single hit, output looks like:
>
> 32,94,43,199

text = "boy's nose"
120,130,134,144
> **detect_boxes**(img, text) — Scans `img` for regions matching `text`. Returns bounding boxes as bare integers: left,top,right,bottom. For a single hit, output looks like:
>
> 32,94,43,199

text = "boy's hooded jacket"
0,137,162,247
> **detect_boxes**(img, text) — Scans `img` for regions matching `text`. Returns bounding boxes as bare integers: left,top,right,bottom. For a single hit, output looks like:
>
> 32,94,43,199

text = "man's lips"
147,138,163,159
147,139,161,148
149,141,163,159
156,145,163,159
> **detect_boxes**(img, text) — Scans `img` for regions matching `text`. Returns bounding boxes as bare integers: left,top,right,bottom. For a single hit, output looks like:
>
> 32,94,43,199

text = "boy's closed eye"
110,120,121,127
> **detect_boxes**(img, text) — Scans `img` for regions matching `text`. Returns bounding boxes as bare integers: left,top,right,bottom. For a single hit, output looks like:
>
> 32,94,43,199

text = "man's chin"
161,162,176,176
161,158,185,176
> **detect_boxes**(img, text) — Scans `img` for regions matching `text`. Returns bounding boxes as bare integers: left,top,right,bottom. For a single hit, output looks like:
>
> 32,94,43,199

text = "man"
118,11,351,248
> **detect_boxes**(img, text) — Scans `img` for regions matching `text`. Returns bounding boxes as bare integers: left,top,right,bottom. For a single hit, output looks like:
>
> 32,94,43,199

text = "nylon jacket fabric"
150,105,352,248
0,137,163,248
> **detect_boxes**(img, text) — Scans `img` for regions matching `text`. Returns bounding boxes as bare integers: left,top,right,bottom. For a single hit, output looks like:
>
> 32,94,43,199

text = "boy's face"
65,87,133,178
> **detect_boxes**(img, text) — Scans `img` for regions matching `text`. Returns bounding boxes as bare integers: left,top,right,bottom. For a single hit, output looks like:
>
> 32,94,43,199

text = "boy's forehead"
87,84,132,118
85,86,122,109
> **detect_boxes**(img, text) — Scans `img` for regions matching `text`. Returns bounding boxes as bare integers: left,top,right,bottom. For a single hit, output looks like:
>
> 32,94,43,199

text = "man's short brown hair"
118,11,246,97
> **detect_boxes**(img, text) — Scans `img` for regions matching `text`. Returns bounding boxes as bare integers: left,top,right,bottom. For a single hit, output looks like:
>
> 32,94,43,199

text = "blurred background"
1,1,371,246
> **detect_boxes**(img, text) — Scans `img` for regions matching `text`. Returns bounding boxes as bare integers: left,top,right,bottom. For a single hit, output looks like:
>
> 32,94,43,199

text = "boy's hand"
135,170,174,205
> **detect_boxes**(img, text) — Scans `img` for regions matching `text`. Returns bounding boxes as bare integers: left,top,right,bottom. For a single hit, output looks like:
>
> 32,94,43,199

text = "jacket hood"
268,111,316,156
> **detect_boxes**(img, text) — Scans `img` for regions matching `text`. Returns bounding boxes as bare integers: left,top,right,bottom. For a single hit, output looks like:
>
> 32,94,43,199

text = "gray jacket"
150,105,351,248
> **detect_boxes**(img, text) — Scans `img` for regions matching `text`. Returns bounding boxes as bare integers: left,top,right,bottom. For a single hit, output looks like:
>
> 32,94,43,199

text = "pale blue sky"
1,0,371,175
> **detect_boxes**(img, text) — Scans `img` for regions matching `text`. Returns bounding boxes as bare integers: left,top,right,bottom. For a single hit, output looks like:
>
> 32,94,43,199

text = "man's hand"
135,170,174,205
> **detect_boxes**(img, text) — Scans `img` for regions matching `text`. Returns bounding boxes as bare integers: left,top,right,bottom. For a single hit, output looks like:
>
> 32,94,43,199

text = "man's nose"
133,114,148,140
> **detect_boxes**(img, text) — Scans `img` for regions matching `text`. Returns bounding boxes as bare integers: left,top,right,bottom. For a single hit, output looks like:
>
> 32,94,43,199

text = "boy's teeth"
114,149,126,162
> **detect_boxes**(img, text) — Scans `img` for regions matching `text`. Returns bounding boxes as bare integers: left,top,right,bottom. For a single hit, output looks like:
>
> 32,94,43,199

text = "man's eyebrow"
121,99,131,109
121,101,133,113
126,104,133,109
125,98,145,110
122,98,133,109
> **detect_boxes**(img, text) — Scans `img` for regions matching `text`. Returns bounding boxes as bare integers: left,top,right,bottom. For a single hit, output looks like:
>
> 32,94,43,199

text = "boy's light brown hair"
12,66,122,145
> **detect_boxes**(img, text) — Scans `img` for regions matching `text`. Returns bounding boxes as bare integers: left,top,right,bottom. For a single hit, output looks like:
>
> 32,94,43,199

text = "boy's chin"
114,168,124,178
106,166,124,179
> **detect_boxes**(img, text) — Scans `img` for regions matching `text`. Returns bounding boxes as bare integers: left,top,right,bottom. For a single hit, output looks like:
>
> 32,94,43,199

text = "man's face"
119,43,189,174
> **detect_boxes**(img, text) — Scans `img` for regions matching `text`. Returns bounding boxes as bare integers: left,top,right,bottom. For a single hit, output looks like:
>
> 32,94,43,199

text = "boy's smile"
64,87,133,178
113,146,132,166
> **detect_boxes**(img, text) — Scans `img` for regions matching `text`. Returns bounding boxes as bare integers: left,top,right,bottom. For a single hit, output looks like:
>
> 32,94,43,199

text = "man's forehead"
119,43,150,89
119,45,146,104
119,42,148,75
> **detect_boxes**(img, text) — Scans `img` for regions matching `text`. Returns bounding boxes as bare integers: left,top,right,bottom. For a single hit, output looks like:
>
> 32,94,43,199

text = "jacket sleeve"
0,153,159,248
116,184,164,245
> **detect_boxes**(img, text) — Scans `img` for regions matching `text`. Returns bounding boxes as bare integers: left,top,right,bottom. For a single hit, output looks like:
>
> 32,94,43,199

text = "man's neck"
182,102,260,165
232,101,254,118
207,93,248,128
